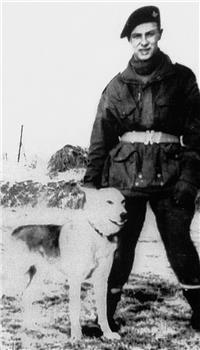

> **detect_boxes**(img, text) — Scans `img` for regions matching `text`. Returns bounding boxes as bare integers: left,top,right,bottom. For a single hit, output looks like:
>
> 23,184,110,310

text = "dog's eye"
106,200,114,204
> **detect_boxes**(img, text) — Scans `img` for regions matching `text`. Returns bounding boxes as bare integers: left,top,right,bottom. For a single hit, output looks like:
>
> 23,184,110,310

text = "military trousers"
108,194,200,291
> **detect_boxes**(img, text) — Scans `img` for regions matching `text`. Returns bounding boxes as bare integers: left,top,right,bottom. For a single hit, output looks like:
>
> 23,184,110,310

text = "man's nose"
141,35,148,46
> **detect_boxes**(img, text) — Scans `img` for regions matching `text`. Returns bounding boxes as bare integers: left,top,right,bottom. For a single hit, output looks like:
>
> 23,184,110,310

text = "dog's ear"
81,186,98,196
80,186,100,209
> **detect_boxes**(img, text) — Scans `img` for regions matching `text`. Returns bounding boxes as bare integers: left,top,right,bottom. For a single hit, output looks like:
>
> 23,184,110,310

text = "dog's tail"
12,226,25,236
25,265,37,289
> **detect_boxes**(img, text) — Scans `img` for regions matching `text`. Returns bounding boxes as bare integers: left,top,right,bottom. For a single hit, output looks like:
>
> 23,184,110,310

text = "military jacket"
84,53,200,197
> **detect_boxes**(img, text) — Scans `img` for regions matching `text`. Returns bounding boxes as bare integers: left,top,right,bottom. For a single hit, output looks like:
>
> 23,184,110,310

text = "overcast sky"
2,0,200,160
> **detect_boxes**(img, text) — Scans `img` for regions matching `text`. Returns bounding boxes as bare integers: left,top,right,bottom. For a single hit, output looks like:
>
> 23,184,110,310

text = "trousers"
108,194,200,291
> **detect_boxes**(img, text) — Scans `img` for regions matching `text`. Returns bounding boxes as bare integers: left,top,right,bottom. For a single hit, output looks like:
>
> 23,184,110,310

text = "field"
1,159,200,350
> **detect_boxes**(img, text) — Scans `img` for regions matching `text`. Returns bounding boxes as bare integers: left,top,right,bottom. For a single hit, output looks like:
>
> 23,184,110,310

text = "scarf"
131,49,165,76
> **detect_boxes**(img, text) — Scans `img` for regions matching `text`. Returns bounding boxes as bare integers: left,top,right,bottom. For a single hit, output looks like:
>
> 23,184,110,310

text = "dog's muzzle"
109,212,127,228
120,212,127,222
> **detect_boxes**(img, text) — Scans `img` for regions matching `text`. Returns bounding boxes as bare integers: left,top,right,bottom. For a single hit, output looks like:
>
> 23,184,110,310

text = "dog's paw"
21,315,39,331
70,328,82,343
103,331,121,340
69,334,82,343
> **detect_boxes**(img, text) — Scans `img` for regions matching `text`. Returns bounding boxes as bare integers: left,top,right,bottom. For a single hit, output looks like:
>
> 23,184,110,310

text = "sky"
1,0,200,160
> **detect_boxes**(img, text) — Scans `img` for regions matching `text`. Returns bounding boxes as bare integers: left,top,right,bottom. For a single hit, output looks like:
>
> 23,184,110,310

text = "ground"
0,159,200,350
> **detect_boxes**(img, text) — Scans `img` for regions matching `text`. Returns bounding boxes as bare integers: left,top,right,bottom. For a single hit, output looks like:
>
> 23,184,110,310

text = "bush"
48,144,88,174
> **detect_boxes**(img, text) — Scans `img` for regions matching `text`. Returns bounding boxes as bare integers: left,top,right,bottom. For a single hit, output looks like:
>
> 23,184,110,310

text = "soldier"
84,6,200,331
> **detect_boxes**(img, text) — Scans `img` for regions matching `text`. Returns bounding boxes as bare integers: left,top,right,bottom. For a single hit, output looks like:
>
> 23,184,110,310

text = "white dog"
11,187,126,341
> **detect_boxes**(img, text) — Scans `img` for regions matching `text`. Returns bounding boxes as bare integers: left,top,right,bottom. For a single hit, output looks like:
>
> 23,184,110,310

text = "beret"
120,6,161,39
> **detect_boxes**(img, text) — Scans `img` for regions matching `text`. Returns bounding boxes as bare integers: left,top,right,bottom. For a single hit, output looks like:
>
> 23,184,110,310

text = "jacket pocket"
155,96,178,123
160,144,182,185
119,100,137,120
101,143,140,190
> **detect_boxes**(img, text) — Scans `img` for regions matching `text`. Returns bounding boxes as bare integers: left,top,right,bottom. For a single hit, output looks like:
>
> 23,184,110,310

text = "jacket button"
138,173,143,179
160,181,164,186
157,173,162,178
135,182,139,186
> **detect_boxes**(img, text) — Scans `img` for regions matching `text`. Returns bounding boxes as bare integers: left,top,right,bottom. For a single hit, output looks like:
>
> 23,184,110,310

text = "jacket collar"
121,51,176,84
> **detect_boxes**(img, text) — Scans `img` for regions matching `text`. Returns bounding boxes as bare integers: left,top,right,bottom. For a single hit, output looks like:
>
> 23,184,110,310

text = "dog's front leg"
68,276,82,342
93,260,120,340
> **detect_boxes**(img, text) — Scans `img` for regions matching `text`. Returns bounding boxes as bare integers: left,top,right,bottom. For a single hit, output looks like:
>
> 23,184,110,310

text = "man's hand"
173,180,198,210
82,182,98,189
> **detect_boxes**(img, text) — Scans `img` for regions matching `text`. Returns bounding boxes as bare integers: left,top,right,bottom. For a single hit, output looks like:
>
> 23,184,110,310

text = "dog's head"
82,187,127,237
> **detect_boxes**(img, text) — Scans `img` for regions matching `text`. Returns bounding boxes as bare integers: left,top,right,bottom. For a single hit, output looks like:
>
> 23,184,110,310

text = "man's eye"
107,200,114,204
147,31,157,37
132,34,141,39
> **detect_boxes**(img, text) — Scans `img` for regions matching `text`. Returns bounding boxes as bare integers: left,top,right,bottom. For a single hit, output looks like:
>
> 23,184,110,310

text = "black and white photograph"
1,1,200,349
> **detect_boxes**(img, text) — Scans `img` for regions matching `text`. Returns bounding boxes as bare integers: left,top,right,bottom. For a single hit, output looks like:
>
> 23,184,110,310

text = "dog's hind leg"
68,275,82,342
20,264,43,330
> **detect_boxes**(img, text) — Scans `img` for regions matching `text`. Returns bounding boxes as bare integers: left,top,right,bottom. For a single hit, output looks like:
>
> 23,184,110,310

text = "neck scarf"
131,49,164,76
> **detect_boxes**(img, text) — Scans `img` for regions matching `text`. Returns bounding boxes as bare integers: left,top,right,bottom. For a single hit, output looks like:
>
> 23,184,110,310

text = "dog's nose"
120,212,127,222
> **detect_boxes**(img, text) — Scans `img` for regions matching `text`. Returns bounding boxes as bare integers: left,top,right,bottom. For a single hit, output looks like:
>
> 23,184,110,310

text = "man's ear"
159,28,163,39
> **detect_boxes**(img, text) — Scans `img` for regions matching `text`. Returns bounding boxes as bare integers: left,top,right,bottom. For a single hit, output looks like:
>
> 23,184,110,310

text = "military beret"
120,6,161,39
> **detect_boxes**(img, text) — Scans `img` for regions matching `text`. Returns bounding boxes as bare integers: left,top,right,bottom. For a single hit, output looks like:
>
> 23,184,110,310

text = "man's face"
129,22,162,61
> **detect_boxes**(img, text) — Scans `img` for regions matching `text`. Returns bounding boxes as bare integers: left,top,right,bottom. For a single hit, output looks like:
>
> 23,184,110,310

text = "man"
84,6,200,331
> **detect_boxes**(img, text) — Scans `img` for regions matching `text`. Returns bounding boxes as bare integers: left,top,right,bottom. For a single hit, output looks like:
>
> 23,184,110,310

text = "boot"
107,289,122,331
183,289,200,331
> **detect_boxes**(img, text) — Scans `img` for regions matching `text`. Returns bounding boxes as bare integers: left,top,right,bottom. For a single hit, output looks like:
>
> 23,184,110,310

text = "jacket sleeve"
83,89,119,188
179,68,200,188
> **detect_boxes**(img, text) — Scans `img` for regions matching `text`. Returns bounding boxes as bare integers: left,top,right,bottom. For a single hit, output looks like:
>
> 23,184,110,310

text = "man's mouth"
140,48,150,54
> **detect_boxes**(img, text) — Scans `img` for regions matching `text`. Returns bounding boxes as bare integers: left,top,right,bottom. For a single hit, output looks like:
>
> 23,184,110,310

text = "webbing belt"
119,130,181,145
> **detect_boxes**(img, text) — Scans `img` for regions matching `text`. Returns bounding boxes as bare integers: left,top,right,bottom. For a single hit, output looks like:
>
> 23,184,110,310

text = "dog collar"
88,220,103,237
88,220,118,243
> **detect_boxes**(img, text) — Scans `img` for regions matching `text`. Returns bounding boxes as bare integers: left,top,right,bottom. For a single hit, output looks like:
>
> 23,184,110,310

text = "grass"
1,273,200,350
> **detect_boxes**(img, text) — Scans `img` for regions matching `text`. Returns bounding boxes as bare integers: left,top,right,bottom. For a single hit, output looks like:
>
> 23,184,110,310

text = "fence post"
17,125,24,162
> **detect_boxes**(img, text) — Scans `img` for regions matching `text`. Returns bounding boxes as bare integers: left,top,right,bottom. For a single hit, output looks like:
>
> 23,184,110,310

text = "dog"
11,187,127,341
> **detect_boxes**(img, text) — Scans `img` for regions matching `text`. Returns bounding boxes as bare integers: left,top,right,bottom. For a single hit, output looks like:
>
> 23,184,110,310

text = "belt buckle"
144,130,154,145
